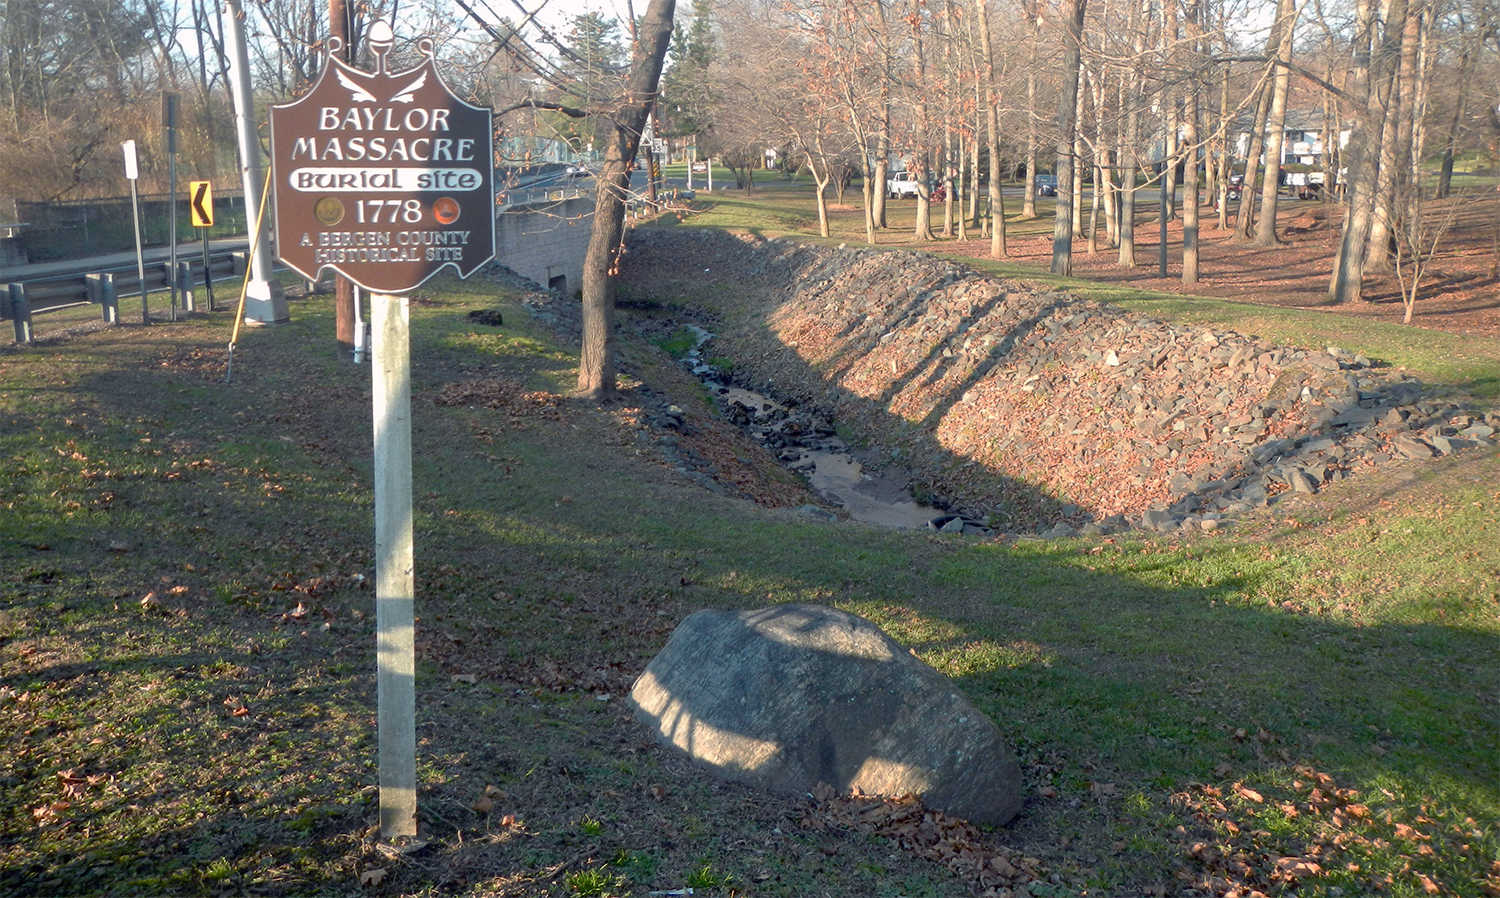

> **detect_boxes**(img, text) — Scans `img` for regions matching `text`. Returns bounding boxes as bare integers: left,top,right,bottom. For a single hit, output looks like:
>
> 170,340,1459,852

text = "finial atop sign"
368,20,395,73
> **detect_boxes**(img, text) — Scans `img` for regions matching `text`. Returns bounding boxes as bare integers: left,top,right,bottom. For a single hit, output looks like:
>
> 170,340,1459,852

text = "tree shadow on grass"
9,259,1492,897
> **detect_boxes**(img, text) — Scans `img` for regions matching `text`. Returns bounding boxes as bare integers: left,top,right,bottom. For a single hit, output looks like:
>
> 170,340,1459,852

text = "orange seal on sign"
432,197,460,225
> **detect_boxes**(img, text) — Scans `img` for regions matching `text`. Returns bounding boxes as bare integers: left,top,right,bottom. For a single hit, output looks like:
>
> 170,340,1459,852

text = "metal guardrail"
3,249,248,342
496,183,593,208
4,183,693,343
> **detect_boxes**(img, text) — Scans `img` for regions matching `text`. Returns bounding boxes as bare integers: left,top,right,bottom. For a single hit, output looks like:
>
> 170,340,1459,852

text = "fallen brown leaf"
359,867,387,886
1275,856,1322,879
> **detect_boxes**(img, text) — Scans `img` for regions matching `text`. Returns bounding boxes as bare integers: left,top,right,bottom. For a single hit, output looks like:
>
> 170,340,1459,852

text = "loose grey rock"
1289,470,1319,494
628,605,1024,826
1141,508,1177,531
1393,434,1436,459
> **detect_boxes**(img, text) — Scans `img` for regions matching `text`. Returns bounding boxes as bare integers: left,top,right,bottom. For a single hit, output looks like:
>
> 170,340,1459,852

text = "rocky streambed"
615,228,1500,536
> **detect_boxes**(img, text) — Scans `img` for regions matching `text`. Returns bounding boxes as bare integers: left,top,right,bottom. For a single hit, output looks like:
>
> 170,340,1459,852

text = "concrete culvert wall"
618,228,1499,535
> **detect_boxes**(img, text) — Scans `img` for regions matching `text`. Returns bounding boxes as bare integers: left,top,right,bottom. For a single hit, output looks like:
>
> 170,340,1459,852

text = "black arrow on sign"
191,182,211,226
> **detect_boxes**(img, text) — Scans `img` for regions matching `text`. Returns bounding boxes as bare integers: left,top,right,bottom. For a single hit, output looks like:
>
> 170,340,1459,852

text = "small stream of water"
680,327,976,531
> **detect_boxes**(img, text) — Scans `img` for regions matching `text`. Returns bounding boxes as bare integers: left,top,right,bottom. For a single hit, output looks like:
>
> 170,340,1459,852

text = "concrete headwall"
494,196,592,296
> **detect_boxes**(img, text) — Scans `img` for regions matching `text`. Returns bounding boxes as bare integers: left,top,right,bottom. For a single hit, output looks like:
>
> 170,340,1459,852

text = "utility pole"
224,0,289,324
332,0,358,360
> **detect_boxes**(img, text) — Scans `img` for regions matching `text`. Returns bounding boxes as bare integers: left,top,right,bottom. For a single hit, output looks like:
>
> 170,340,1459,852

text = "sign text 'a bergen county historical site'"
269,28,494,294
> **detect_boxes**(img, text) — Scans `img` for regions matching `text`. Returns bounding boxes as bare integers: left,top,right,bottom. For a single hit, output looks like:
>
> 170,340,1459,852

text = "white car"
564,164,590,179
886,171,922,199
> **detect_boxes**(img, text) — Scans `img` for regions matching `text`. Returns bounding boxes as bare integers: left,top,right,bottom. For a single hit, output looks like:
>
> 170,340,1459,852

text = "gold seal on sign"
313,196,345,226
432,197,460,225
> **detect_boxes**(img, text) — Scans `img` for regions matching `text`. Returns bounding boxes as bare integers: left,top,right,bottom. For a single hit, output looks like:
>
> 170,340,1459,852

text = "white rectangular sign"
122,140,139,181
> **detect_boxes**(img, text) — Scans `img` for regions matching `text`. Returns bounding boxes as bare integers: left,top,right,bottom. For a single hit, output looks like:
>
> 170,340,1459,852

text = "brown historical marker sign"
269,29,494,294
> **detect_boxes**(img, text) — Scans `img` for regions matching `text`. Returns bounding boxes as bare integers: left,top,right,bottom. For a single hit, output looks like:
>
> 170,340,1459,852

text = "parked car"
886,171,922,199
1035,174,1057,197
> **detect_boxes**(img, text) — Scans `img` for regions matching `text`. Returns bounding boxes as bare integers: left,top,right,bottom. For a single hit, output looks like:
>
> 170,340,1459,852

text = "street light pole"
224,0,289,325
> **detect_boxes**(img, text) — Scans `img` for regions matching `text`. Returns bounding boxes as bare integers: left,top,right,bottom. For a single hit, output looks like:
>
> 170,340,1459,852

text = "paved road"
0,237,251,282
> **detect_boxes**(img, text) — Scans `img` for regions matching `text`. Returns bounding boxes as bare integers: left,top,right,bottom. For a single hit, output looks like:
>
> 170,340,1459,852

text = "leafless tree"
1050,0,1088,275
468,0,676,400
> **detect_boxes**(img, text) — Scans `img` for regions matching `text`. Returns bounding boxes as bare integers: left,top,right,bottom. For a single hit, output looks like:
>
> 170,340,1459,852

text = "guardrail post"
86,272,121,324
100,273,119,323
203,255,216,311
8,283,32,343
178,262,194,313
231,251,248,278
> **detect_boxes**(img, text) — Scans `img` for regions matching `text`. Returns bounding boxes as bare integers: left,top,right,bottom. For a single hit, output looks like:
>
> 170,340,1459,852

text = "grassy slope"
1,187,1497,898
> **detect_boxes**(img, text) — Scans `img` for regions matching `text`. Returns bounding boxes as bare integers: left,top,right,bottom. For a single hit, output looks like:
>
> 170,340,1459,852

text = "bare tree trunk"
1100,147,1118,246
1051,0,1089,276
1119,0,1146,267
331,0,357,361
1328,0,1395,304
1072,82,1087,238
941,2,957,237
861,153,879,244
1321,92,1337,210
1094,71,1117,247
1022,0,1041,219
1162,0,1180,220
810,136,834,238
1365,1,1420,272
577,0,675,400
1251,0,1298,246
874,113,891,228
1233,77,1272,241
1216,62,1230,230
969,102,982,227
1183,0,1202,282
974,0,1007,257
1436,37,1473,199
1409,2,1434,193
957,130,969,240
1088,157,1101,253
874,0,893,230
911,5,935,242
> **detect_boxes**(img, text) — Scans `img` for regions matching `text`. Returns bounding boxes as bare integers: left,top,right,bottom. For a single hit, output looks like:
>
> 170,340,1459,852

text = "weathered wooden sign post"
268,20,495,842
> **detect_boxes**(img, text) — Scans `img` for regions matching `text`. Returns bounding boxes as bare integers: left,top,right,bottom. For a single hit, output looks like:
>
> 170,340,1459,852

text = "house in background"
1231,109,1351,194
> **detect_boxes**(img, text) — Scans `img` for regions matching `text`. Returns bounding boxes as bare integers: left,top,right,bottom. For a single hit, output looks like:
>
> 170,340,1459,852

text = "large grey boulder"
627,604,1023,825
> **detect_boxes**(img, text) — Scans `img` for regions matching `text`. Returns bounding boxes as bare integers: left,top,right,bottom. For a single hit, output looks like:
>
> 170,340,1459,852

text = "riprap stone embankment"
618,228,1497,534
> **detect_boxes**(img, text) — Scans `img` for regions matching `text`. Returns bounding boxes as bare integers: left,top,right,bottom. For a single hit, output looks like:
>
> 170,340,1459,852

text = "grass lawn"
2,183,1497,897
